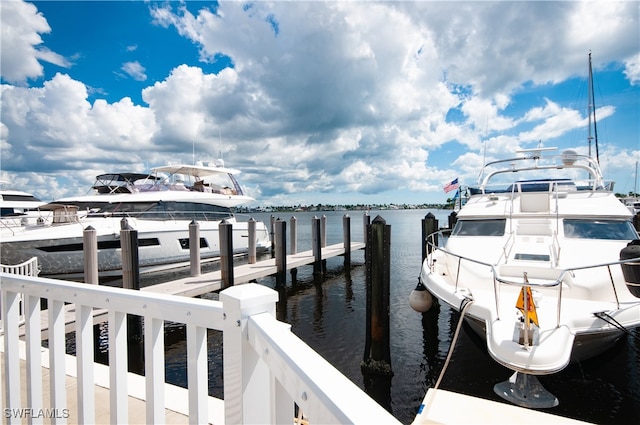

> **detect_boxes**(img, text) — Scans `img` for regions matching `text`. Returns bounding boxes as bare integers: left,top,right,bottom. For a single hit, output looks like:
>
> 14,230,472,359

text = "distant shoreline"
238,203,452,213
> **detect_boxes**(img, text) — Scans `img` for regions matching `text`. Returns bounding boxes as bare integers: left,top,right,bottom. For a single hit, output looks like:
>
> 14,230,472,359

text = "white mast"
587,52,600,164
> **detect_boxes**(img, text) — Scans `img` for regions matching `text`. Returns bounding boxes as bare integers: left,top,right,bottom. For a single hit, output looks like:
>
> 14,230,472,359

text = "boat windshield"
452,219,506,236
563,219,638,240
94,201,233,220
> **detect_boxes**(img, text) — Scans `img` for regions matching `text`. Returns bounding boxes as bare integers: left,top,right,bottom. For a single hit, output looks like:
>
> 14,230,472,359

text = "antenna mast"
587,52,600,164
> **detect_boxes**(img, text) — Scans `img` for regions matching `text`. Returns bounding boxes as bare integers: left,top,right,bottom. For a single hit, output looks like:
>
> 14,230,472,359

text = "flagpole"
523,273,530,348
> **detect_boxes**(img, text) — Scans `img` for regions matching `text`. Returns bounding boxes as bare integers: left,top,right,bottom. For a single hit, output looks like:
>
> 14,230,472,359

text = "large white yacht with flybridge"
0,161,271,278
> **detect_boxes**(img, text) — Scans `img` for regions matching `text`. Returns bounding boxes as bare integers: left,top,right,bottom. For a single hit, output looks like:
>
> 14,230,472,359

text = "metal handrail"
425,231,639,327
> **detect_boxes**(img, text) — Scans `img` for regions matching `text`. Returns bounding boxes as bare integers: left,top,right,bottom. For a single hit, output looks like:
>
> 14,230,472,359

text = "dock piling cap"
372,215,386,224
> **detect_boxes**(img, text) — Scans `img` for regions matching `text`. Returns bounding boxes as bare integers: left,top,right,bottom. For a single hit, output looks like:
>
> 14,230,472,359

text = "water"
141,209,639,424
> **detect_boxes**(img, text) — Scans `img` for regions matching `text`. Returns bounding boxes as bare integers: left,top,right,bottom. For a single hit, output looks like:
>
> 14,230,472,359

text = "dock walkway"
19,242,364,338
1,339,220,424
144,241,364,297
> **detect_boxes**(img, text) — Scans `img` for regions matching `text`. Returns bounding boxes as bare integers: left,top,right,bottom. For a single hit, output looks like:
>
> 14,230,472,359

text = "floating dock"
413,388,591,424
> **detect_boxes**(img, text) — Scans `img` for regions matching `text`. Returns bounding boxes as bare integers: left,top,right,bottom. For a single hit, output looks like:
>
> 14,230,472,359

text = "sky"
1,0,639,207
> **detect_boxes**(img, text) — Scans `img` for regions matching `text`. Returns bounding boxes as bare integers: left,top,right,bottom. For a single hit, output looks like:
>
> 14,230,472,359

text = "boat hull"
462,312,625,367
1,216,271,277
420,262,640,375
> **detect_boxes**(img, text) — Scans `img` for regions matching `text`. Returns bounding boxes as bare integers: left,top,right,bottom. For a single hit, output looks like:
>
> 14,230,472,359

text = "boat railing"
0,274,399,424
87,210,236,222
477,177,614,197
500,231,515,263
0,216,23,235
550,231,561,266
476,150,610,191
425,231,637,326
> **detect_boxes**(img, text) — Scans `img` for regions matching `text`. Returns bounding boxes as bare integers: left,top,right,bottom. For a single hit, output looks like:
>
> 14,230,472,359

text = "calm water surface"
141,209,639,424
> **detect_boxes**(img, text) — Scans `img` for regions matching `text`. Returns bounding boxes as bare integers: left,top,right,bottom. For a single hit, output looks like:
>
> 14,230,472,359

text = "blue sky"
1,1,639,206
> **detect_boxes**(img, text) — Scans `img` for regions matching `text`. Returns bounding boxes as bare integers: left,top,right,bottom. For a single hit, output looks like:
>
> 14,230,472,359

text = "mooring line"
434,297,474,390
594,311,640,342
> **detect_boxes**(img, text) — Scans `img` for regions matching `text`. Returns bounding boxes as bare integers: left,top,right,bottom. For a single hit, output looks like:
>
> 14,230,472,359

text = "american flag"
443,178,459,193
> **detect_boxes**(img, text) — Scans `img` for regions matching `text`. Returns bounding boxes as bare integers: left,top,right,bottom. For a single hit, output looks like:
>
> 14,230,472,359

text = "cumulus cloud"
121,61,147,81
1,1,638,204
624,53,640,85
1,73,158,178
0,0,69,84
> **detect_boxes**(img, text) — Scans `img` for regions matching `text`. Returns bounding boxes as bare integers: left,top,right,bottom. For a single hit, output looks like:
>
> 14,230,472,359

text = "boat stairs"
0,222,590,424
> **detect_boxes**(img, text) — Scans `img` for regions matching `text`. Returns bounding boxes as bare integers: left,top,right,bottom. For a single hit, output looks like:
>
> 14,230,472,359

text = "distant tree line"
237,202,451,213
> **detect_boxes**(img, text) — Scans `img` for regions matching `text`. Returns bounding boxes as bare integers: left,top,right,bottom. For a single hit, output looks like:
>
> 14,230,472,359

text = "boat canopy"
152,164,241,179
92,173,160,194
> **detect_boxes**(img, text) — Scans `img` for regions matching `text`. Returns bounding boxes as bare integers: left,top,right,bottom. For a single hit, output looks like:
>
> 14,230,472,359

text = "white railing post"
2,290,21,423
221,284,279,425
187,324,207,424
109,310,128,424
48,299,67,425
25,294,43,424
145,316,165,424
76,304,95,423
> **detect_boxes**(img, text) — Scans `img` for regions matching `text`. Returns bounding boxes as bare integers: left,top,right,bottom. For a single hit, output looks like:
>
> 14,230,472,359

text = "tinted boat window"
563,219,638,240
452,219,506,236
94,201,233,220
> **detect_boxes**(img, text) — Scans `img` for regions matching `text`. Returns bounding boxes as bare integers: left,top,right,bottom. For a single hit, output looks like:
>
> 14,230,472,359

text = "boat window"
452,219,506,236
1,194,43,202
97,202,157,215
96,201,234,220
514,253,550,261
563,219,638,240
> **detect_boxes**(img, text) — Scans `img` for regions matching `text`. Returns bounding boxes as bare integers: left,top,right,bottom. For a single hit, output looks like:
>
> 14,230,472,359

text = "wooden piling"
634,212,640,232
312,216,322,275
362,211,371,265
189,220,201,277
290,216,298,281
448,211,458,230
422,213,439,262
290,216,298,255
321,215,327,248
275,219,287,286
220,220,234,289
343,214,351,267
119,218,143,373
270,214,276,252
83,226,98,284
248,218,257,264
120,218,140,291
362,215,393,377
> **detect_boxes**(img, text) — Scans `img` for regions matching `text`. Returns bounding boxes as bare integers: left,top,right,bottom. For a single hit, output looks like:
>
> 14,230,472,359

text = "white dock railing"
0,273,400,424
0,257,39,332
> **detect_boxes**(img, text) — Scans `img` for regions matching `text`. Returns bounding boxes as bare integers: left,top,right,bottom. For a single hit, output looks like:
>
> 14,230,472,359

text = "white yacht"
419,148,640,408
0,162,271,278
0,180,47,226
